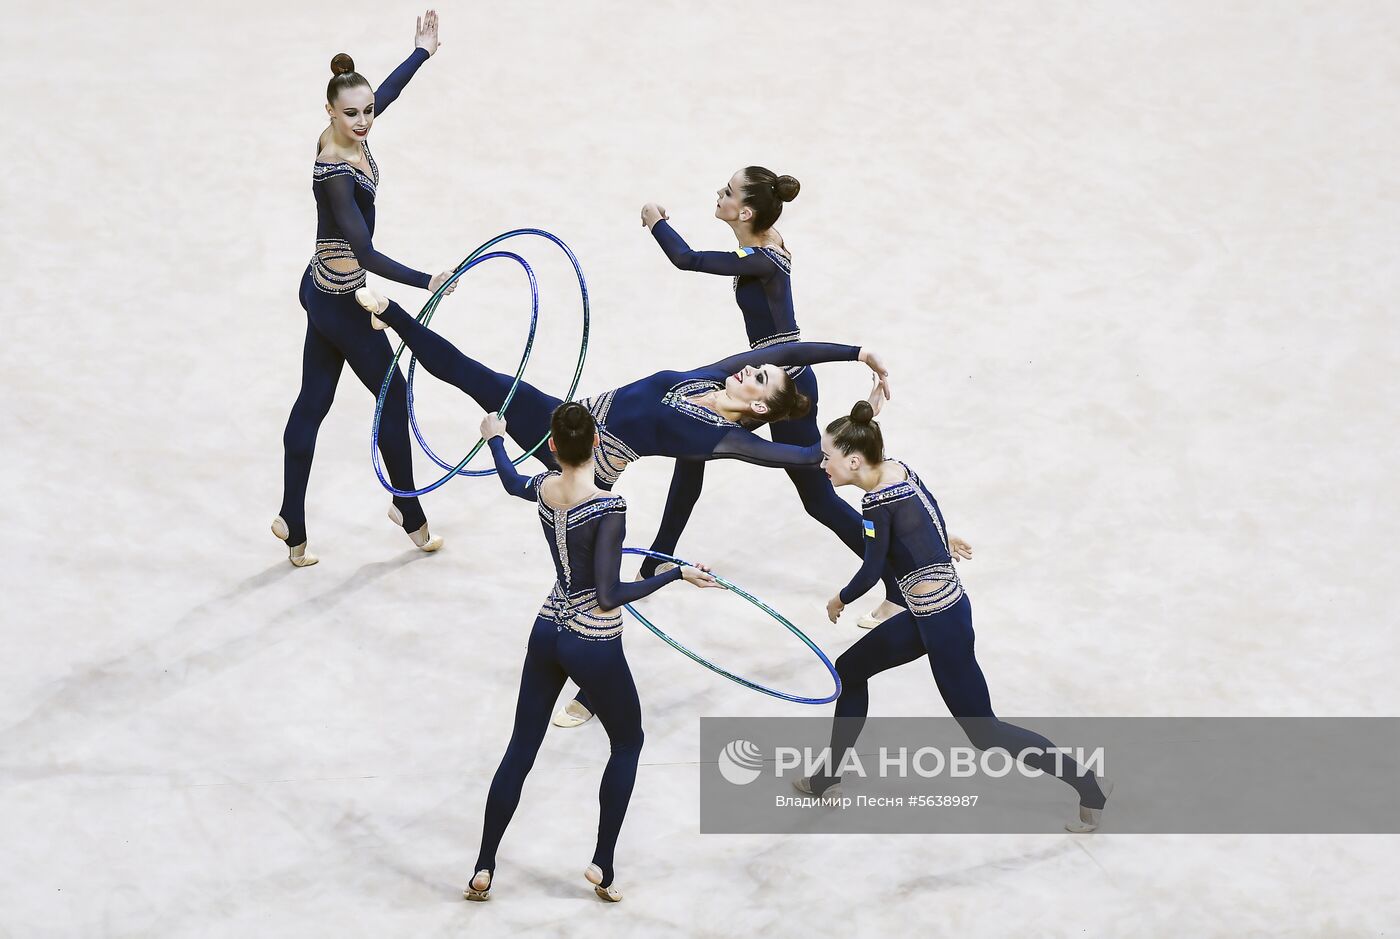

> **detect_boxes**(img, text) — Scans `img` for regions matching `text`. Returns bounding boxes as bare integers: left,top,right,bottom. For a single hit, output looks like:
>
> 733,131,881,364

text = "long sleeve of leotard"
640,459,706,577
710,430,822,469
700,341,861,379
651,220,777,277
593,510,684,610
489,437,544,502
839,502,893,605
320,172,432,289
372,48,430,118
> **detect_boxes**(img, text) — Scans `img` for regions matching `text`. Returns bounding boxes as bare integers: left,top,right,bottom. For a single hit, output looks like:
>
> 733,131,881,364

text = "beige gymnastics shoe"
857,600,905,630
271,516,319,567
355,286,389,329
584,864,621,903
387,505,443,552
463,869,492,902
551,699,594,728
792,775,843,798
1065,778,1114,833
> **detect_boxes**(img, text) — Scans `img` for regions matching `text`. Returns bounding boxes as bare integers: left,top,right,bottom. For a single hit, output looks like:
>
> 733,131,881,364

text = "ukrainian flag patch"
863,519,876,538
734,246,756,257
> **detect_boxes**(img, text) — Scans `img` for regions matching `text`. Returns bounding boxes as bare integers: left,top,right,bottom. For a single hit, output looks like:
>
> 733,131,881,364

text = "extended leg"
917,598,1105,809
375,298,563,469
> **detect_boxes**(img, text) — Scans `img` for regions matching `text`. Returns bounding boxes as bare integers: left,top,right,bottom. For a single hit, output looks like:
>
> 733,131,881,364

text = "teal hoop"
621,548,842,705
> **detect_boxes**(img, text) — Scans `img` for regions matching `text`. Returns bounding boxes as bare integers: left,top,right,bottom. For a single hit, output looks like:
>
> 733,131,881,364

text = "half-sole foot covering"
585,864,621,903
271,516,318,567
792,776,843,798
1065,777,1114,833
464,870,491,902
387,506,443,552
355,287,389,329
552,699,594,728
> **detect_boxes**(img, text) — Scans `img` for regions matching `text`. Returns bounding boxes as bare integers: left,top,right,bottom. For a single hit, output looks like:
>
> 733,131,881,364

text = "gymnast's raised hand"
415,10,442,55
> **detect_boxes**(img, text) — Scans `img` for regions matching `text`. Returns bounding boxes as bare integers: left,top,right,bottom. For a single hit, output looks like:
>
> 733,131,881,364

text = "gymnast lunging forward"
464,404,718,903
796,402,1112,832
273,11,456,566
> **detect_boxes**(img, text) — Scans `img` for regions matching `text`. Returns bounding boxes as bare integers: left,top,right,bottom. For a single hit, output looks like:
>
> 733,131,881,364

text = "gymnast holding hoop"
464,404,718,904
272,11,456,567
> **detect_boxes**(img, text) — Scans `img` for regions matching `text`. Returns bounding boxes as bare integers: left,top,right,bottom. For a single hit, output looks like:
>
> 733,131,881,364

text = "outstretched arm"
373,12,440,117
703,343,892,407
650,219,778,277
372,48,429,118
320,174,432,288
488,433,542,502
710,429,822,470
702,341,861,377
593,511,684,610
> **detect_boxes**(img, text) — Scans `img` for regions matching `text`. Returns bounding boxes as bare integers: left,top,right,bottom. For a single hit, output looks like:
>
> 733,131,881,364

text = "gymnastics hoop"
370,229,591,496
621,548,842,706
370,249,538,497
405,228,591,477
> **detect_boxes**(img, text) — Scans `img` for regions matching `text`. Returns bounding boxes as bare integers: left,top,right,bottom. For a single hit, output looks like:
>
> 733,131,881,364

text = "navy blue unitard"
812,460,1106,809
473,437,684,888
277,48,433,547
373,300,864,477
637,221,901,608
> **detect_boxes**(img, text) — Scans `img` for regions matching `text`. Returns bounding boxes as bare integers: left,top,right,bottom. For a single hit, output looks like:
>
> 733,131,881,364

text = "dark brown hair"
551,402,597,467
741,166,800,232
825,400,884,464
327,53,371,103
759,372,811,425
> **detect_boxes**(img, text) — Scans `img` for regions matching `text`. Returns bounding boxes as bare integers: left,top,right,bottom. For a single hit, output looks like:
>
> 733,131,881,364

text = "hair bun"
330,53,356,75
775,175,801,203
849,400,874,425
560,402,591,430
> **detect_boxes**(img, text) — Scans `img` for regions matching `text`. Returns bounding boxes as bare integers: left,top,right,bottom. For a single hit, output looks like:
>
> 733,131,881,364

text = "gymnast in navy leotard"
272,11,455,567
464,403,717,904
353,288,891,483
795,402,1112,832
633,169,903,625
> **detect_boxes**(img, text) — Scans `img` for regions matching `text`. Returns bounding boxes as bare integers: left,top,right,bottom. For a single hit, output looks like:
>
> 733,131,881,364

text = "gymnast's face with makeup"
325,85,376,144
714,169,752,225
724,363,790,418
